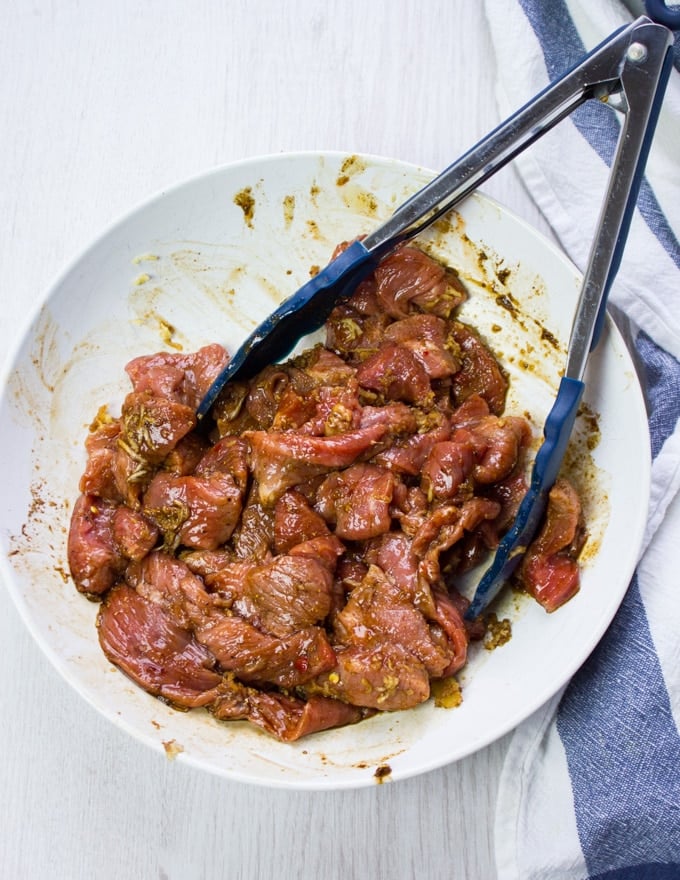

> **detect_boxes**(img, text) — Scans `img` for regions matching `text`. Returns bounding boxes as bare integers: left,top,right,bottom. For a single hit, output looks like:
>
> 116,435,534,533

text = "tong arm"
564,19,674,380
198,17,672,426
363,16,668,255
464,18,673,618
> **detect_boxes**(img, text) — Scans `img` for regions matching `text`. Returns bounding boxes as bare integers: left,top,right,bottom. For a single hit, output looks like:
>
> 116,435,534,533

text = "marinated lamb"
67,243,585,742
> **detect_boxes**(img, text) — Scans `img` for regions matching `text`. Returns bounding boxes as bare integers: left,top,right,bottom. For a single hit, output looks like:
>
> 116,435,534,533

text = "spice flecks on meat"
67,244,585,742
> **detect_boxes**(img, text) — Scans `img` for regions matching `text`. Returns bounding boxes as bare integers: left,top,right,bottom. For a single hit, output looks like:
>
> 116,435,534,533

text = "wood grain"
0,2,550,877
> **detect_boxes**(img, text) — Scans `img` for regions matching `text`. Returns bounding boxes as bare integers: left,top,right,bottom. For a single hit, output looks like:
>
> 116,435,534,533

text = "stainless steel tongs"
198,15,675,618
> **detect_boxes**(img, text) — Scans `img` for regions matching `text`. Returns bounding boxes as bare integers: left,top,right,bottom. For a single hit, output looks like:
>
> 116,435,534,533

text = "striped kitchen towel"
481,1,680,878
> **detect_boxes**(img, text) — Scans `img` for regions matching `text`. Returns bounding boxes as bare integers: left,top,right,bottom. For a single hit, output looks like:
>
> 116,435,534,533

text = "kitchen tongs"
198,16,674,618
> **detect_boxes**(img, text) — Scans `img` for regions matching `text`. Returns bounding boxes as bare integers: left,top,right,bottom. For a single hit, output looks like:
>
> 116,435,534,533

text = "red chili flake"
294,655,309,673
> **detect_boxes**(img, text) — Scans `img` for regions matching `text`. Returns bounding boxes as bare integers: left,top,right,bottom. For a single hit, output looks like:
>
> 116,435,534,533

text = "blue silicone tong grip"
644,0,680,29
466,376,585,619
198,239,374,417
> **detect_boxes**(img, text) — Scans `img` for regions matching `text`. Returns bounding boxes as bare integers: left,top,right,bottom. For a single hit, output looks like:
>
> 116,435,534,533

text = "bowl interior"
0,151,650,789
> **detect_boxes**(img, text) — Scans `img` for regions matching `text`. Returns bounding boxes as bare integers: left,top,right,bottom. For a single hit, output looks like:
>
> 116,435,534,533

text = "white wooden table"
0,3,554,877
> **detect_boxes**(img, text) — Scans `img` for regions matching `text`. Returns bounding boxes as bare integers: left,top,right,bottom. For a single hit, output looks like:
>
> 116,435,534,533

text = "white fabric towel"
481,2,680,878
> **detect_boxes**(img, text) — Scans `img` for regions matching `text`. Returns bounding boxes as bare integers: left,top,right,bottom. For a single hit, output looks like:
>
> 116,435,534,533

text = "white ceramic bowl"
0,152,650,789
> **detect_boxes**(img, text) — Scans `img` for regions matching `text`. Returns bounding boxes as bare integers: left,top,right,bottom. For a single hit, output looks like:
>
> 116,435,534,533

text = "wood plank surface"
0,3,552,877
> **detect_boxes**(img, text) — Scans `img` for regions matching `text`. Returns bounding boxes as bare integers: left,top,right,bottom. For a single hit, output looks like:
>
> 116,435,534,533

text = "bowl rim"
0,149,652,789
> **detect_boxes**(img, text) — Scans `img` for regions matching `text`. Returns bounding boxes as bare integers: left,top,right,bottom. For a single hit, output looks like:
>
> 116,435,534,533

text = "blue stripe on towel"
517,3,680,876
517,0,680,271
636,331,680,456
591,864,680,880
555,573,680,875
